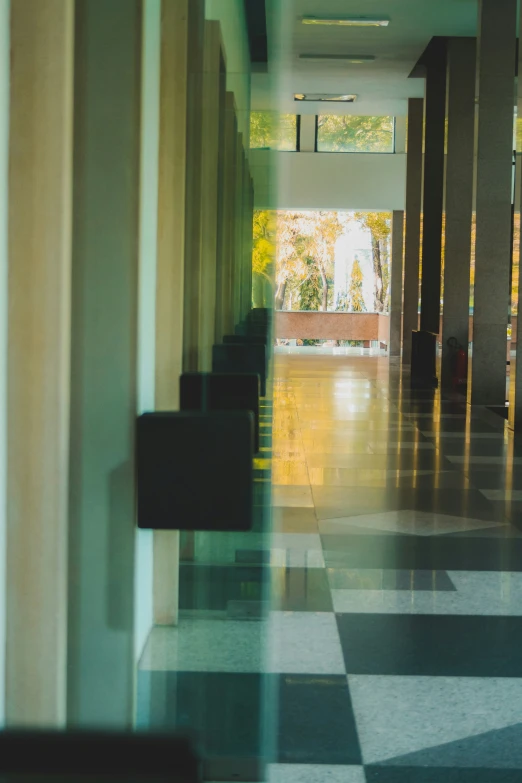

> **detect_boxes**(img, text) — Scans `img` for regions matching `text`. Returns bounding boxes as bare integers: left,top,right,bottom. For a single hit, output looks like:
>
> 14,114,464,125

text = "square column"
390,210,405,357
509,10,522,428
68,0,142,726
7,0,74,726
402,98,424,365
182,0,205,371
470,0,517,406
420,41,447,338
441,38,476,388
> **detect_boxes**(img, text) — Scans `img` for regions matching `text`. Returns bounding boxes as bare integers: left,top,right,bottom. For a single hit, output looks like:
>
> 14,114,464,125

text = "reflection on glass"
250,111,297,151
316,115,395,153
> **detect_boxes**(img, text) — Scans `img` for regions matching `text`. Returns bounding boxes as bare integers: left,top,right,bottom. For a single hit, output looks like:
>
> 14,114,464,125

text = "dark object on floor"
411,330,438,388
212,343,267,397
0,730,201,782
180,372,260,452
136,411,254,531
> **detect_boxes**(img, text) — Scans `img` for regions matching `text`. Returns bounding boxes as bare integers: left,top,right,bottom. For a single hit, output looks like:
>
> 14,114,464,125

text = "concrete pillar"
182,0,205,371
420,41,447,337
509,12,522,427
135,0,160,655
441,38,476,388
390,210,405,357
402,98,424,364
0,0,9,726
470,0,517,406
152,0,191,627
6,0,74,726
233,133,245,325
199,21,224,370
216,93,237,338
214,81,229,345
68,0,141,726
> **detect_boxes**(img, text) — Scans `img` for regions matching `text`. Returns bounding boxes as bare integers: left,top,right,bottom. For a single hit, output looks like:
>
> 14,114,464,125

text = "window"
250,111,298,151
316,115,395,153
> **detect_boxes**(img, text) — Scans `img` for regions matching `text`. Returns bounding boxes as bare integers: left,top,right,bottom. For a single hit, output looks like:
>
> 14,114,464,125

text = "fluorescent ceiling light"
302,16,389,27
294,93,357,102
299,54,376,63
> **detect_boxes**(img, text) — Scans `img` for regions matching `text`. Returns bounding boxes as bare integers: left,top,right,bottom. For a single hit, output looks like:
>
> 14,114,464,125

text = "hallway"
271,352,522,782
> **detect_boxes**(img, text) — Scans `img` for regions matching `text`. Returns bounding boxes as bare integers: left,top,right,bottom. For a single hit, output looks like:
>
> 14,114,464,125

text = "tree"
252,210,275,307
352,211,391,312
250,111,297,151
348,259,366,312
274,212,310,309
317,115,394,153
299,256,322,311
311,212,343,310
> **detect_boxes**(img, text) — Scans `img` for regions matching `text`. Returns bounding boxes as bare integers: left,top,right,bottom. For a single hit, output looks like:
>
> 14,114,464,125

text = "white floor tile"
268,612,346,674
318,510,503,537
268,764,366,782
349,675,522,765
139,619,266,673
272,485,314,507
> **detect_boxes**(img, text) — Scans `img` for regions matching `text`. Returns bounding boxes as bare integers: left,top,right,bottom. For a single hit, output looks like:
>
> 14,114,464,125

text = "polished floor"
139,354,522,782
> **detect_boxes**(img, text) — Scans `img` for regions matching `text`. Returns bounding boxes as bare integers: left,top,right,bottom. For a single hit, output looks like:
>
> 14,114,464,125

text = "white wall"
251,150,407,211
0,0,9,727
205,0,251,141
134,0,160,664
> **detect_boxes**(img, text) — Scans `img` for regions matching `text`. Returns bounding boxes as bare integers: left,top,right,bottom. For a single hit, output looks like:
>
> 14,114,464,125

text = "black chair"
180,372,260,452
137,411,254,532
0,730,201,782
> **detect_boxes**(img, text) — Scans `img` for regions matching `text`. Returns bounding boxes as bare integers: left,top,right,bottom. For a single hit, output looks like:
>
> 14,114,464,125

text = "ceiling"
253,0,479,116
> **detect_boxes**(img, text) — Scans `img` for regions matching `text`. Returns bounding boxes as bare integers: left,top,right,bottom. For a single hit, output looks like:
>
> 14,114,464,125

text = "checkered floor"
139,355,522,782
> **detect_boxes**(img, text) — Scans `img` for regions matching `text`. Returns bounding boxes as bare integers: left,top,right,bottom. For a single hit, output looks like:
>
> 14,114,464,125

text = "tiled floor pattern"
139,356,522,781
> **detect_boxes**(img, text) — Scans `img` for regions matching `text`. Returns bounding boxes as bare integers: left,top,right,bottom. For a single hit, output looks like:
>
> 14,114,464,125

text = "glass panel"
250,111,297,151
316,115,395,152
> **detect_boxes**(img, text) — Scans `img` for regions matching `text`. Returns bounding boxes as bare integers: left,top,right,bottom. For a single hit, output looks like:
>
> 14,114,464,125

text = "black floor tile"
437,442,513,458
419,420,500,433
137,671,264,760
336,613,522,676
366,767,522,782
322,533,522,571
278,675,361,765
179,564,333,612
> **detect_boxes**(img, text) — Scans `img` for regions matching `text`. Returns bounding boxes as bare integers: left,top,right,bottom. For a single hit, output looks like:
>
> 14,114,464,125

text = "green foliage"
348,259,366,312
252,210,275,308
317,115,394,153
250,112,297,151
299,256,322,311
253,209,392,314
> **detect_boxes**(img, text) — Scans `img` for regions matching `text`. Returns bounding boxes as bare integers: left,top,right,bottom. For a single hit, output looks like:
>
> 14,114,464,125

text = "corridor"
270,352,522,782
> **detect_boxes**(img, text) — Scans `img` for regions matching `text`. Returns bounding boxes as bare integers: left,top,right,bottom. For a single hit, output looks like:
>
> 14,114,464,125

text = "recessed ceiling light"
299,54,376,63
294,93,358,102
301,16,390,27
